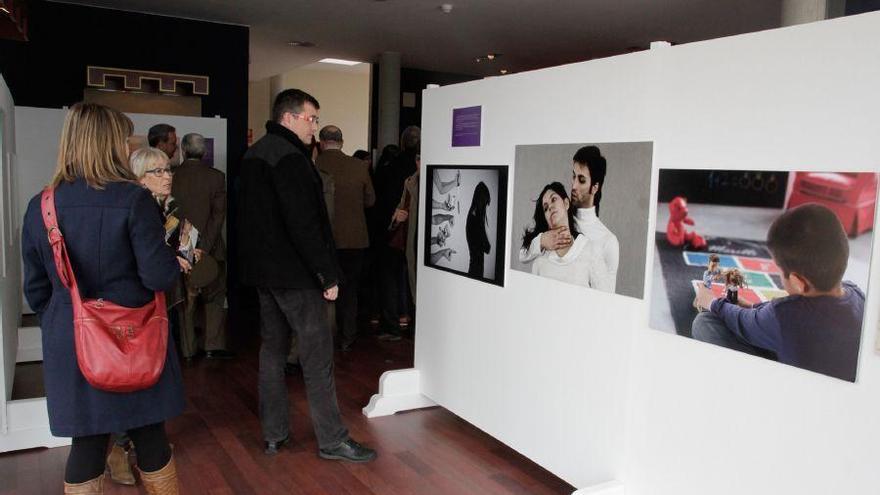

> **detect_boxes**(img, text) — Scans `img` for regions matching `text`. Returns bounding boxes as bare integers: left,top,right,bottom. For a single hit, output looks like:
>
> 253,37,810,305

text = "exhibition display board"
369,12,880,494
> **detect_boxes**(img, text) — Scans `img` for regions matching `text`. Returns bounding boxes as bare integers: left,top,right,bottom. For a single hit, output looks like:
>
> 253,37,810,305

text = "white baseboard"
16,326,42,362
362,368,437,418
573,480,625,495
0,397,69,452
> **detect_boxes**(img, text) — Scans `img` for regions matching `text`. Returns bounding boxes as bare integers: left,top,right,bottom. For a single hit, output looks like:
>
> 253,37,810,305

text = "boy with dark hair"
693,203,864,382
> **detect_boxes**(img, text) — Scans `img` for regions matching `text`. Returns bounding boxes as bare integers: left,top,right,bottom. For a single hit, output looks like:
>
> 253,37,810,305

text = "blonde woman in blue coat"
22,103,184,494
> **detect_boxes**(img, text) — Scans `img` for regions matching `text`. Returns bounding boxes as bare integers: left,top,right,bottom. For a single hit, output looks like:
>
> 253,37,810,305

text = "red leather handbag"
41,187,168,393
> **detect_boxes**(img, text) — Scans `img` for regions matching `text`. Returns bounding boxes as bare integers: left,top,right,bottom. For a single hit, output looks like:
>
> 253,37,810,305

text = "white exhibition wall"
0,76,20,435
419,50,653,488
416,12,880,493
625,14,880,495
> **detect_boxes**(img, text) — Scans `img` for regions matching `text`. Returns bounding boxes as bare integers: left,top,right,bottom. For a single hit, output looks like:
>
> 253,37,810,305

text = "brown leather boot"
63,474,104,494
139,455,179,495
105,443,136,485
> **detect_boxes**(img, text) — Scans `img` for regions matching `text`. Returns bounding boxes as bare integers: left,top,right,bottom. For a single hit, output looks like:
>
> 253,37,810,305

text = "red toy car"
786,172,878,237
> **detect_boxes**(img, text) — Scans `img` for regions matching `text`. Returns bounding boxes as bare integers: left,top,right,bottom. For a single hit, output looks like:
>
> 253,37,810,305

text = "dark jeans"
65,422,170,483
379,246,410,333
336,249,365,347
257,288,348,449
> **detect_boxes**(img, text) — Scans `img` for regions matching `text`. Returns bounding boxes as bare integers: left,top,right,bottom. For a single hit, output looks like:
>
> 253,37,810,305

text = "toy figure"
693,253,723,311
666,196,706,249
723,268,746,304
702,254,722,288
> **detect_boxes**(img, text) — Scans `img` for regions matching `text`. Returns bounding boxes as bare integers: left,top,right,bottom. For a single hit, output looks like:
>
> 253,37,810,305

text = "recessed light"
319,58,362,66
486,54,496,60
475,57,482,63
500,69,508,75
288,41,315,48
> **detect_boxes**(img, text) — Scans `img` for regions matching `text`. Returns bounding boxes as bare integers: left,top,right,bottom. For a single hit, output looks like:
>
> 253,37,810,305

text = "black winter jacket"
237,121,338,289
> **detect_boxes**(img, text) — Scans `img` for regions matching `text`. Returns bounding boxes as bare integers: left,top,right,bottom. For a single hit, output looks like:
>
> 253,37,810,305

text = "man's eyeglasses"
145,168,174,177
291,113,320,125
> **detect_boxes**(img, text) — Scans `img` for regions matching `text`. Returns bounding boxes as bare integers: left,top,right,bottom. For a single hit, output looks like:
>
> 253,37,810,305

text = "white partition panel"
412,11,880,494
624,13,880,495
0,76,20,435
417,53,655,488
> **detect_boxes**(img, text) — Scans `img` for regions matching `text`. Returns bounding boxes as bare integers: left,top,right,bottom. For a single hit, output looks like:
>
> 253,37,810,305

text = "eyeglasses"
291,113,320,125
145,167,174,177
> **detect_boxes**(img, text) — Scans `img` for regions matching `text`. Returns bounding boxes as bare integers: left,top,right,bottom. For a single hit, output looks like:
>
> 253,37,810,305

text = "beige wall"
248,64,371,153
248,78,271,143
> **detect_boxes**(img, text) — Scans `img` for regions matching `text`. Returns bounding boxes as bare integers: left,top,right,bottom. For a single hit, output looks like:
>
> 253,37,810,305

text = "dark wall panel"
0,0,250,317
0,1,248,175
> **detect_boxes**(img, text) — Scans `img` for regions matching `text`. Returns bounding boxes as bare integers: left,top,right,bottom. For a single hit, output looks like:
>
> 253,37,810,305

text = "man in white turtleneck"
519,145,619,292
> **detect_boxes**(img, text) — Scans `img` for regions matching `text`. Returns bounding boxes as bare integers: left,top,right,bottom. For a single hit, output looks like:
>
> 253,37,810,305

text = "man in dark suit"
316,125,375,351
171,133,232,360
238,88,376,462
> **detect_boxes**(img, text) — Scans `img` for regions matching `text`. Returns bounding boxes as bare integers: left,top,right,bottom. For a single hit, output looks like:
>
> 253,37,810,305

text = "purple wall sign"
452,106,482,147
203,137,215,168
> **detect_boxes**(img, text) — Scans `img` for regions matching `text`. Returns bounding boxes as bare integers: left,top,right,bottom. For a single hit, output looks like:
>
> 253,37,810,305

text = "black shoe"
318,438,377,463
284,361,301,376
205,350,236,360
264,435,290,455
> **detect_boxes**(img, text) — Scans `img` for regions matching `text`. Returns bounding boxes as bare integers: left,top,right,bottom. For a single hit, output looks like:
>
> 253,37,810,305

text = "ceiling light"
319,58,362,66
500,69,508,75
288,41,315,47
475,57,482,63
486,54,496,60
440,3,453,13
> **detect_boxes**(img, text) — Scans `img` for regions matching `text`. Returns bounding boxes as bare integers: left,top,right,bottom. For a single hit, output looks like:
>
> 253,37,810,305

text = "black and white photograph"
423,165,508,286
511,142,653,299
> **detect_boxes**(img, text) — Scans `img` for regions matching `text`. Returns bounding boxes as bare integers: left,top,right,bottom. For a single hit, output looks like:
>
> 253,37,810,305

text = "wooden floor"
0,321,574,494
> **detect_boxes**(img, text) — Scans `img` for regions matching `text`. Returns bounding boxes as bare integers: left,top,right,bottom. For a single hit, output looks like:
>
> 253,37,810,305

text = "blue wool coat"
22,179,185,437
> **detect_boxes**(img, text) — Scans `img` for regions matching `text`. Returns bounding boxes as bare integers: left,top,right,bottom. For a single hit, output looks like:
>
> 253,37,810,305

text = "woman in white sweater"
522,182,611,290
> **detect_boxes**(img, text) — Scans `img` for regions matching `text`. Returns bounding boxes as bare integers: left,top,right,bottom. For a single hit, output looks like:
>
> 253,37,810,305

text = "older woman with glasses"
131,147,196,275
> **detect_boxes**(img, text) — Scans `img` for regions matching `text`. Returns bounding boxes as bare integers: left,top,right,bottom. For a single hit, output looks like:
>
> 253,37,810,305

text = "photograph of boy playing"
693,204,864,382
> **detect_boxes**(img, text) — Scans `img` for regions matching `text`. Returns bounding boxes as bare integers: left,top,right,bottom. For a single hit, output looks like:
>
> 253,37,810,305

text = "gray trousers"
179,284,226,357
691,312,764,355
258,288,348,449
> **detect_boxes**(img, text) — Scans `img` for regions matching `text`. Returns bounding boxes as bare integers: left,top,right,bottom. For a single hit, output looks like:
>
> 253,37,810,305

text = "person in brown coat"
316,125,375,350
170,132,232,360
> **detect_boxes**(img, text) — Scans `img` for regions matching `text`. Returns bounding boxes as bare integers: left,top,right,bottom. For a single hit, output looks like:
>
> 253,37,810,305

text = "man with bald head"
317,125,375,351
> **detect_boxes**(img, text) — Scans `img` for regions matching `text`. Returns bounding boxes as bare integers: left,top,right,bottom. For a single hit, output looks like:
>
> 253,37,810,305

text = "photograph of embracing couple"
511,142,653,299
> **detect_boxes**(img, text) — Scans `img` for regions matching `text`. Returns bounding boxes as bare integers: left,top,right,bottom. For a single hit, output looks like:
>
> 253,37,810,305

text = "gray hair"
181,133,207,159
319,125,343,143
130,147,169,178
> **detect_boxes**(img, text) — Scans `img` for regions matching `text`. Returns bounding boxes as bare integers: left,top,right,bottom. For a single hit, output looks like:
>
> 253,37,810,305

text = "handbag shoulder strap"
41,187,77,291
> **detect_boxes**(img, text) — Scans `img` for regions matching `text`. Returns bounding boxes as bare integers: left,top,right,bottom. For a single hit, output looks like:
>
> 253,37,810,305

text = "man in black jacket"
238,89,376,462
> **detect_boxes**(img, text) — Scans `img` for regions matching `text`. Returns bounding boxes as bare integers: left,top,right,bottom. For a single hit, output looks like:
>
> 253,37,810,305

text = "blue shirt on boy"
709,281,863,381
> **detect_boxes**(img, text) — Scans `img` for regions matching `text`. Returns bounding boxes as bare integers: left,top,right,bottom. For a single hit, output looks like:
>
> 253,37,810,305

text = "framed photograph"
423,165,508,286
510,142,653,299
649,168,878,382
